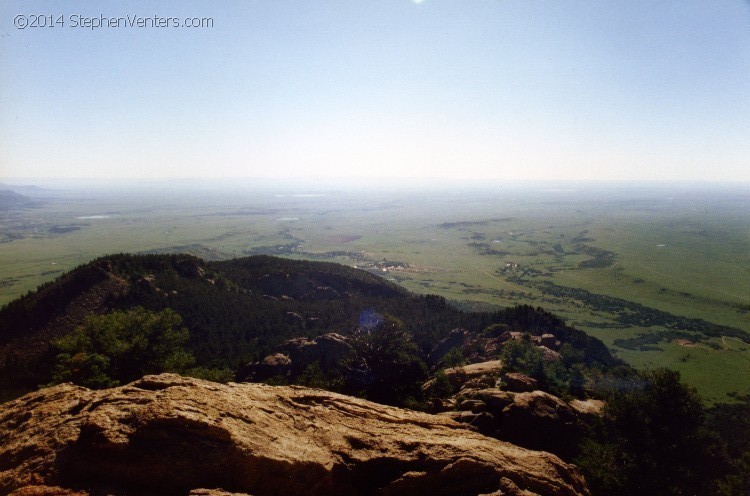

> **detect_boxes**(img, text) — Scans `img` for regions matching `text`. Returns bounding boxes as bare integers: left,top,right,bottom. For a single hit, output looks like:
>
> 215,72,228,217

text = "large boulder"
450,389,598,459
495,391,582,458
443,360,503,389
463,388,516,411
0,374,589,496
500,372,538,393
245,352,293,380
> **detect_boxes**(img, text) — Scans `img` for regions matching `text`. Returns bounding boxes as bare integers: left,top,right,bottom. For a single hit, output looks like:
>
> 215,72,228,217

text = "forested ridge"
0,253,613,395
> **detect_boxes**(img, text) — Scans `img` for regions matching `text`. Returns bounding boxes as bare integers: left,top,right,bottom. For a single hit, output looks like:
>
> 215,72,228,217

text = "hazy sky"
1,1,749,181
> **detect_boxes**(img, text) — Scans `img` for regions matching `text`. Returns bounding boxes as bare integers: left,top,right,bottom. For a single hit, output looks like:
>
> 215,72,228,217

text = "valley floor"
1,181,748,402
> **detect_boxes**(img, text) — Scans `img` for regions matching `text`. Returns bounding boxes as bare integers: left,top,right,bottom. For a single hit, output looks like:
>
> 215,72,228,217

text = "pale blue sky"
1,1,749,181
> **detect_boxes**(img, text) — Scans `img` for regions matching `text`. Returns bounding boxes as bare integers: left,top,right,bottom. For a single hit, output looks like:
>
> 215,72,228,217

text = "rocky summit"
0,374,589,496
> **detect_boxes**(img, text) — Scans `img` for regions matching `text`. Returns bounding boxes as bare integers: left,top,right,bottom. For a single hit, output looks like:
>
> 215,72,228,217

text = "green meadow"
1,181,748,403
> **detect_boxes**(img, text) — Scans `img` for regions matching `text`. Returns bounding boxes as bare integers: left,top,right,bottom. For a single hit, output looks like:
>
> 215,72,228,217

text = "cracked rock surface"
0,374,588,496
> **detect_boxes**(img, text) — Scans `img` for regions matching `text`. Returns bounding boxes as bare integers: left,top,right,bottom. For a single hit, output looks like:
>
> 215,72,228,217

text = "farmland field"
1,179,748,403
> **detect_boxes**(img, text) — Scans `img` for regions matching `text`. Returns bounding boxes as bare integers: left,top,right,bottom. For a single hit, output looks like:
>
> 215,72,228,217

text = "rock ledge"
0,374,589,496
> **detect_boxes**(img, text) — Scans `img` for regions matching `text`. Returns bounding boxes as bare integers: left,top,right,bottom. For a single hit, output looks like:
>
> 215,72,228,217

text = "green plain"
1,182,748,403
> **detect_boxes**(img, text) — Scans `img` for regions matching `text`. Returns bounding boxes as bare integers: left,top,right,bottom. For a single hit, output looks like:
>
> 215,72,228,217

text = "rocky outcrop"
536,334,561,351
245,353,293,380
7,486,248,496
0,374,589,496
8,487,89,496
537,346,561,362
569,399,605,417
501,373,538,393
455,331,563,365
422,360,504,396
448,389,593,459
241,333,353,381
499,331,525,343
443,360,503,389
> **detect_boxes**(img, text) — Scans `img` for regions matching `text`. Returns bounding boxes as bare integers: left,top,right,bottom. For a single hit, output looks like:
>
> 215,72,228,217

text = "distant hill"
0,253,616,399
0,183,50,194
0,190,36,210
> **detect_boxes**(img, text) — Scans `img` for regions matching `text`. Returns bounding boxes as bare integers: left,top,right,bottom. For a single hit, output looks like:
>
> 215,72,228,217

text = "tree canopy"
51,307,194,388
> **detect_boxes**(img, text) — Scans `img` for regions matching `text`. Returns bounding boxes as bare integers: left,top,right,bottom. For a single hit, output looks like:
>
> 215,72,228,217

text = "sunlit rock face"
0,374,589,496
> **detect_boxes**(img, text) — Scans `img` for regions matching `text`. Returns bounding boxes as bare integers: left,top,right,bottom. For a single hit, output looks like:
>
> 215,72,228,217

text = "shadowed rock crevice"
55,408,334,495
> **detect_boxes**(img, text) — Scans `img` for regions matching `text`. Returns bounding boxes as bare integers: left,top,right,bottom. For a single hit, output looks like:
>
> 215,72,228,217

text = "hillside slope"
0,254,617,400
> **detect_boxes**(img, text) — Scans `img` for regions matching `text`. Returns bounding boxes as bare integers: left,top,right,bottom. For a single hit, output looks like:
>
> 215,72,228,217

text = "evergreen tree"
578,368,721,496
51,307,194,388
346,314,428,406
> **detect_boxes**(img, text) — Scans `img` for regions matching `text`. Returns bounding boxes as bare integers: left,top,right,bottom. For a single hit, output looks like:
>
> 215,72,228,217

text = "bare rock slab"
0,374,589,496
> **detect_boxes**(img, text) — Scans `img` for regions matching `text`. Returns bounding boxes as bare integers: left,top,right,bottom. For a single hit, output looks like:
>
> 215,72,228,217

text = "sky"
1,0,749,182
